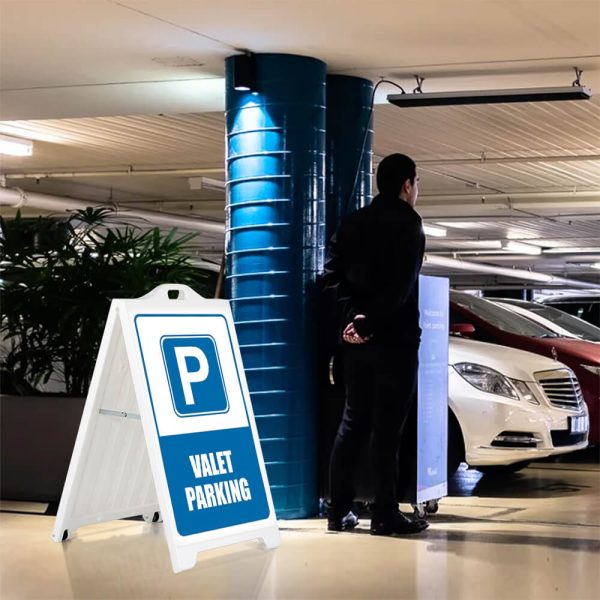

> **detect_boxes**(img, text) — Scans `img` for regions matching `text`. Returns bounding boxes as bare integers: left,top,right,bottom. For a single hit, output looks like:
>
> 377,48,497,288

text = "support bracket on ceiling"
413,75,425,94
572,67,583,87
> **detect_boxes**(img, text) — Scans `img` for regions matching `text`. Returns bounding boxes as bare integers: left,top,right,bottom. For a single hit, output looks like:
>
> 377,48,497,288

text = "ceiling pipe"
3,167,225,180
6,154,599,181
423,212,600,221
0,187,225,235
378,154,600,167
418,190,600,203
423,255,600,289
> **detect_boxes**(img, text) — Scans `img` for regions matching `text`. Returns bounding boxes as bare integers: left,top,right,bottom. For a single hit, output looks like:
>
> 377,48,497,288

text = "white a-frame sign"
52,284,280,573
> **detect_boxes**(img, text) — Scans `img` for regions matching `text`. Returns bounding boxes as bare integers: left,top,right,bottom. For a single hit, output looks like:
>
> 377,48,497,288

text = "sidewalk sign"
51,285,280,573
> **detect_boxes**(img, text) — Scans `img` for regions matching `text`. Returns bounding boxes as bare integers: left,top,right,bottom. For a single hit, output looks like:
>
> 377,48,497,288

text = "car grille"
535,369,584,411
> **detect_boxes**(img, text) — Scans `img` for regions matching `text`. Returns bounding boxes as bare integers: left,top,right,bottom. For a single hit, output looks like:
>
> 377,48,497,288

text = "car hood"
449,336,566,381
532,337,600,365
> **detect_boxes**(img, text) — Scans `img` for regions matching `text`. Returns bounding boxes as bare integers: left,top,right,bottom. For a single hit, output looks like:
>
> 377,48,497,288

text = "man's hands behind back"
342,315,372,344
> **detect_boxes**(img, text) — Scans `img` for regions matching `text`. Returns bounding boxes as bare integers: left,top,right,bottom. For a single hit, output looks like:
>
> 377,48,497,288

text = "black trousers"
328,340,419,517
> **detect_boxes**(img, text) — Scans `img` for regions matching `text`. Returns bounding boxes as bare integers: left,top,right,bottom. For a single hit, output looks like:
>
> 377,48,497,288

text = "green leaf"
1,208,217,396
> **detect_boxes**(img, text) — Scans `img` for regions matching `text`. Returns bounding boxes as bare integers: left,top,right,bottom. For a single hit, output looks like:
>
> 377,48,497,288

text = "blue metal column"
225,54,326,518
325,75,373,237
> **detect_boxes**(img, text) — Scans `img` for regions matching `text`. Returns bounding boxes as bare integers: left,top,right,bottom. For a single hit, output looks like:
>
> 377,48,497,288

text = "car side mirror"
450,323,476,337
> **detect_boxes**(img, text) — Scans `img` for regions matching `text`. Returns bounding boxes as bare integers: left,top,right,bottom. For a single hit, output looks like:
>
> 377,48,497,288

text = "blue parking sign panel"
134,313,274,538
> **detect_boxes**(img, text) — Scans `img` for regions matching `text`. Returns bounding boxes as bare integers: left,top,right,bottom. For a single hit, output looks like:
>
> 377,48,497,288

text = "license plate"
570,415,589,434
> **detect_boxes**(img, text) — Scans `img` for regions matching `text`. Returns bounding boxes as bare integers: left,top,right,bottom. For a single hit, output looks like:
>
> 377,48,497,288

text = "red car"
450,291,600,444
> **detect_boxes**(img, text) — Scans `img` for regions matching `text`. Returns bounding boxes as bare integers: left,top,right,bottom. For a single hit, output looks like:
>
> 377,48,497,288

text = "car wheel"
447,410,464,479
477,461,531,475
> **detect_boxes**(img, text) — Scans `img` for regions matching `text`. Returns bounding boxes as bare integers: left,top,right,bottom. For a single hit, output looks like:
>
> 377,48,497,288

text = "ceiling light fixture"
0,134,33,156
388,86,592,108
423,224,447,237
435,240,503,250
502,240,542,255
437,250,507,256
543,247,600,254
591,263,600,270
232,52,257,93
188,177,226,192
434,221,484,230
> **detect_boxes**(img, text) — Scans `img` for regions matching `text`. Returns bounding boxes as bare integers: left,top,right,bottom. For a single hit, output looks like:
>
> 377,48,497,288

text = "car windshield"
450,292,560,337
523,302,600,342
543,297,600,327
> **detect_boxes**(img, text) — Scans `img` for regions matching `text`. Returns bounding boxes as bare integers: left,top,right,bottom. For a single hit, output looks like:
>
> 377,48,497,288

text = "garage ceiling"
1,0,599,286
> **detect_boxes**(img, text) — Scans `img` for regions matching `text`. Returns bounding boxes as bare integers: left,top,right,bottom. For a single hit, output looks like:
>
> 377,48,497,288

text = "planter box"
0,394,85,502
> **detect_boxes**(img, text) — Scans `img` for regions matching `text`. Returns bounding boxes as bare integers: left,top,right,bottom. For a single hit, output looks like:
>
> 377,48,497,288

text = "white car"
449,336,589,474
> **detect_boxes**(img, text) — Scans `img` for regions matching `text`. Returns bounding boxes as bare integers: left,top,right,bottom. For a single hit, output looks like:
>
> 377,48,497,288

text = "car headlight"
453,363,539,404
454,363,519,400
581,365,600,376
510,379,540,405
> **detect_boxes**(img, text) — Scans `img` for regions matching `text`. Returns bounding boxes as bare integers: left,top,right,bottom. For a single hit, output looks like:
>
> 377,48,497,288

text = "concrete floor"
1,461,599,600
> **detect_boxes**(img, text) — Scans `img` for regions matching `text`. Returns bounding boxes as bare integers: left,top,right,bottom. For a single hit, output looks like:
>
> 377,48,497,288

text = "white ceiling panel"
1,0,599,287
0,113,225,170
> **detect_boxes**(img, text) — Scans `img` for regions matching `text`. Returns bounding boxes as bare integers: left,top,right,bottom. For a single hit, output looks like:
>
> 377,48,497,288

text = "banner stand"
52,285,280,573
416,276,449,506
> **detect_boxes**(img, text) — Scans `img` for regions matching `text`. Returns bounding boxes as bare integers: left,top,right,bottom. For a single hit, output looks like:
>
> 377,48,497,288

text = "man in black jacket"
324,153,428,535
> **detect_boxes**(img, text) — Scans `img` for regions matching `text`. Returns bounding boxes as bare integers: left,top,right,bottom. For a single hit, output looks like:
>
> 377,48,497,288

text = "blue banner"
417,276,449,503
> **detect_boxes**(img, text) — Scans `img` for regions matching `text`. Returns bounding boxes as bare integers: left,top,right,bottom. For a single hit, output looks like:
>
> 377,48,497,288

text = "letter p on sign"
174,346,209,405
161,336,229,417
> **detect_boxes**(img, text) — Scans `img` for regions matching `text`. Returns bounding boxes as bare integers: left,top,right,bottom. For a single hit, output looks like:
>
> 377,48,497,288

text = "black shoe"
370,511,429,536
327,510,359,532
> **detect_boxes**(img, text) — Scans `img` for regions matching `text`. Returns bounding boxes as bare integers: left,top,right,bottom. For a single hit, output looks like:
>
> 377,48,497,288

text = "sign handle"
140,284,205,302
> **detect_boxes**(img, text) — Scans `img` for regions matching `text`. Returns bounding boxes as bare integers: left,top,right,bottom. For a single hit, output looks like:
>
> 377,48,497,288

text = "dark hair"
376,153,416,196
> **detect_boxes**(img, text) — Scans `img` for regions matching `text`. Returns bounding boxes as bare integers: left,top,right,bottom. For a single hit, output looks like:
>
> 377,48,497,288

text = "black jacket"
323,193,425,344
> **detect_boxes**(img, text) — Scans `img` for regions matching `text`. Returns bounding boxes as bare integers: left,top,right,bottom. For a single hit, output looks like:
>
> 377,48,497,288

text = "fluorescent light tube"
430,240,502,250
188,177,225,191
502,240,542,255
0,134,33,156
435,221,484,229
423,224,447,237
462,240,503,249
543,247,600,254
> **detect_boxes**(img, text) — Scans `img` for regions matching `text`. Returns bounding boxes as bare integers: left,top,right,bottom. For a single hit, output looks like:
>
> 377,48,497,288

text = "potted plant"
0,208,217,502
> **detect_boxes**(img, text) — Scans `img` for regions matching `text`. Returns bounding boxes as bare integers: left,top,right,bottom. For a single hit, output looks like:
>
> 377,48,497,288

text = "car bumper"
449,370,589,467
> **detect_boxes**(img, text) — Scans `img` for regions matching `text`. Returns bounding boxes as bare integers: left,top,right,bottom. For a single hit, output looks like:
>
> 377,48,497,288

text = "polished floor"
1,460,599,600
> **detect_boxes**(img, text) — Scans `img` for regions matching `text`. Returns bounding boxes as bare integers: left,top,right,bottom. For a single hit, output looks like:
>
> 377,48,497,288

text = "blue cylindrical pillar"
325,75,373,237
225,54,326,518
